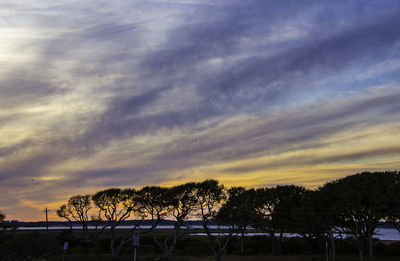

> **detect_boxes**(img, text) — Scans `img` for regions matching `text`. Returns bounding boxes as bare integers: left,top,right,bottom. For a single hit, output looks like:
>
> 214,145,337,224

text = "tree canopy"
54,171,400,261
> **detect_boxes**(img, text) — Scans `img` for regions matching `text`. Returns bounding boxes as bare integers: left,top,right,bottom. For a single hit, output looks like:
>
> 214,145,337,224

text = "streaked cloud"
1,0,400,220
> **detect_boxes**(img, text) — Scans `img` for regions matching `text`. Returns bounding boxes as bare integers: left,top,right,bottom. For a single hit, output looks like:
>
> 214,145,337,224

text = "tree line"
2,171,400,261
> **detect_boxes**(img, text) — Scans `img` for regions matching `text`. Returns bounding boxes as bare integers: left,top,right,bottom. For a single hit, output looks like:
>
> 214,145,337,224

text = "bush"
57,230,80,248
175,236,210,256
383,242,400,256
137,245,159,255
335,238,358,254
281,237,308,254
373,240,385,255
0,231,60,259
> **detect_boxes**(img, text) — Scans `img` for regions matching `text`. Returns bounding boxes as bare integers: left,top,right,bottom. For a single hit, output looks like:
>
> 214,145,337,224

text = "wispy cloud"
1,0,400,220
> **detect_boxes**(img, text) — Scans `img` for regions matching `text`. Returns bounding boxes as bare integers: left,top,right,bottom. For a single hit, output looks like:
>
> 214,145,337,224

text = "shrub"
383,242,400,256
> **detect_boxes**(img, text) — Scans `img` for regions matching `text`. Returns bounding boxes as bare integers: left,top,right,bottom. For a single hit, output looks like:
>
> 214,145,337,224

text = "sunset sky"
1,0,400,221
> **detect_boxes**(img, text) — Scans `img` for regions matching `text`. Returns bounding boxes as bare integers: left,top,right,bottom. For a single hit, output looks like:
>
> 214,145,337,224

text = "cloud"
67,1,400,151
37,84,400,192
1,0,400,220
223,146,400,175
0,69,67,109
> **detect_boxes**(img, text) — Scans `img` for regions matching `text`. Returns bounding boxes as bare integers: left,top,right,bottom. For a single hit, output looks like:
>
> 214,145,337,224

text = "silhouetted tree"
92,188,144,258
153,182,199,260
56,204,74,230
57,194,92,237
0,212,4,231
217,187,257,255
254,185,307,254
136,185,171,253
196,180,228,261
293,189,337,258
324,171,397,261
253,188,276,254
1,214,20,240
137,186,170,228
385,171,400,234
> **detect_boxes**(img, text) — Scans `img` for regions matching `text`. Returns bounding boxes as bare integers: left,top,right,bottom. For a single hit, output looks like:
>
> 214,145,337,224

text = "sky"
1,0,400,221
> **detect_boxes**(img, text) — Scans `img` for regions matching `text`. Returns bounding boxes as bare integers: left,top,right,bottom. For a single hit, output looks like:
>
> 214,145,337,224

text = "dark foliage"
2,171,400,261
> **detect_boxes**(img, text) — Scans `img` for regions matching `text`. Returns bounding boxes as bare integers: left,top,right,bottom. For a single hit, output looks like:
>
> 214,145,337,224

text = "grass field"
3,230,399,260
47,255,400,261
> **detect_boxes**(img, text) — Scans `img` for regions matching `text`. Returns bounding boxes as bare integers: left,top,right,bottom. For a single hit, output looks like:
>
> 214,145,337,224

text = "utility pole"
43,206,50,234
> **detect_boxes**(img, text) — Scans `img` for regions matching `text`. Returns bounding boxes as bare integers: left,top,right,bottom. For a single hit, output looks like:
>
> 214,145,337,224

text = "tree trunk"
368,225,374,259
115,242,124,259
359,249,365,261
214,233,231,261
162,238,172,261
110,231,117,259
369,237,374,259
110,238,117,260
270,233,276,255
329,227,336,261
278,230,283,254
215,246,228,261
240,231,244,254
216,252,225,261
165,248,174,261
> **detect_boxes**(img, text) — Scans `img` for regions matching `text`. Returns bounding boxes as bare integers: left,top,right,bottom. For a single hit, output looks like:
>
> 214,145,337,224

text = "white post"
62,241,68,261
132,232,139,261
325,241,329,261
